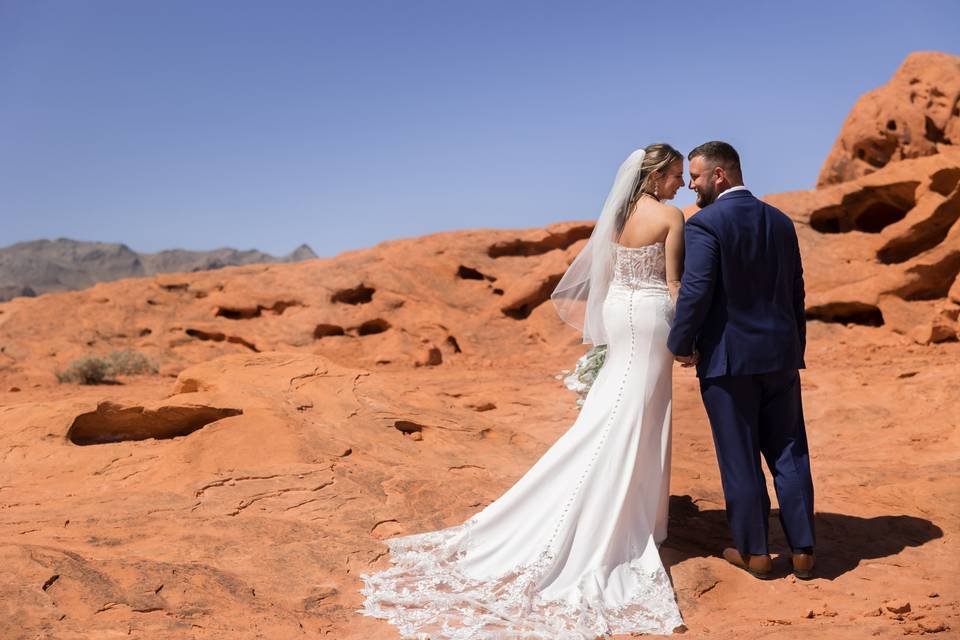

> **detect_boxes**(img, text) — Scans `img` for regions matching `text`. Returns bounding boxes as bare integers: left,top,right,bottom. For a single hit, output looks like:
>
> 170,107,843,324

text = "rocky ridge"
0,238,317,302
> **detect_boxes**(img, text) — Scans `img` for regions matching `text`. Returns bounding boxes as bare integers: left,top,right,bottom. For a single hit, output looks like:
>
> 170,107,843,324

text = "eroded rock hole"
457,266,496,282
227,336,259,351
216,300,302,320
272,301,300,314
357,319,391,335
809,182,918,234
925,116,947,144
877,190,960,264
810,205,844,233
857,201,911,233
68,402,243,445
457,265,486,280
217,307,261,320
488,225,593,258
929,168,960,196
313,324,346,339
331,284,375,305
860,138,897,169
185,329,259,352
892,251,960,300
446,336,462,353
805,302,884,327
501,274,563,319
394,420,424,434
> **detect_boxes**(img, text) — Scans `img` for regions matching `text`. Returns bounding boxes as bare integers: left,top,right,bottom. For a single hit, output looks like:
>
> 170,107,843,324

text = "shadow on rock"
662,495,943,580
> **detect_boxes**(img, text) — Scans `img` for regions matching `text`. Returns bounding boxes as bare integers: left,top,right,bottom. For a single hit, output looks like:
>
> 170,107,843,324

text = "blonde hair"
616,143,683,237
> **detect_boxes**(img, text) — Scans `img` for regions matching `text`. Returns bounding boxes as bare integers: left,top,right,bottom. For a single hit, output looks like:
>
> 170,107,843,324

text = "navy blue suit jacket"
667,189,806,379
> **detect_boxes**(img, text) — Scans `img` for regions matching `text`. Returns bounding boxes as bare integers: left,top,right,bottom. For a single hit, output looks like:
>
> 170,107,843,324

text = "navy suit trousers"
699,369,816,555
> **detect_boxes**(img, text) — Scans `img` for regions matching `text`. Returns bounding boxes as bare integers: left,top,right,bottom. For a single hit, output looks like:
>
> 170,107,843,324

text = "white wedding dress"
360,242,683,639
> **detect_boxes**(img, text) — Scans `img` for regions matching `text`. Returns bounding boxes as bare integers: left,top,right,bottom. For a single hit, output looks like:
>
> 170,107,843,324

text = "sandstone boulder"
818,52,960,186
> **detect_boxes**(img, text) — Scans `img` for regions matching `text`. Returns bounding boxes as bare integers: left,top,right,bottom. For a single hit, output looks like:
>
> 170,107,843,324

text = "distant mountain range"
0,238,318,302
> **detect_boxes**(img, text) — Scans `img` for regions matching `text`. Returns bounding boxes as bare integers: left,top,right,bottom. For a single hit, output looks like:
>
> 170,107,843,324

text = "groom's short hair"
689,141,742,178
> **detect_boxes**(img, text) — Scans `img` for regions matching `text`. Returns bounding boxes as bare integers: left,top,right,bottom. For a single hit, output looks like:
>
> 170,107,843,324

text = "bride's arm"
664,208,685,306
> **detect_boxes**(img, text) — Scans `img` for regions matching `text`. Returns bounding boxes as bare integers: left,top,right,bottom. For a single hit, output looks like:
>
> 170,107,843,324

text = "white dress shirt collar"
717,185,749,200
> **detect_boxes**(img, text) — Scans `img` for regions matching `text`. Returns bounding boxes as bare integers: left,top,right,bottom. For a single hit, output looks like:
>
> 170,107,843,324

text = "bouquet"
559,345,607,406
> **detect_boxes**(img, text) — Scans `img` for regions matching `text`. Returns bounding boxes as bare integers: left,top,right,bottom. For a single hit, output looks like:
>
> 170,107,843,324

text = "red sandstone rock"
769,147,960,336
818,52,960,186
949,273,960,304
886,600,913,615
919,619,950,633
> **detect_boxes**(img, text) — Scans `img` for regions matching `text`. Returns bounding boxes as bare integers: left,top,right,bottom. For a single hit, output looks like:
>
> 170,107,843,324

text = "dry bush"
57,350,157,385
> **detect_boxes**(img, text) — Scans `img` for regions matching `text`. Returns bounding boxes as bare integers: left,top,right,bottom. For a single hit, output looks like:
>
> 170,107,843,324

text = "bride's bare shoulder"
654,202,686,224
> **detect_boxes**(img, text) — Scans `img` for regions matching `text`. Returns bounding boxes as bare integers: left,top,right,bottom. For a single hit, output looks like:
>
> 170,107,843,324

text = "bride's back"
617,196,686,297
617,198,676,247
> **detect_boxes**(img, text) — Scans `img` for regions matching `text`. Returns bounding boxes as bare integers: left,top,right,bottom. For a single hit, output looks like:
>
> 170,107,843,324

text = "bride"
360,144,689,638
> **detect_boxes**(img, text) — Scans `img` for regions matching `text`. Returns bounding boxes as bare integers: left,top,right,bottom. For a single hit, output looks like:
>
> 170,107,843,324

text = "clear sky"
1,1,957,257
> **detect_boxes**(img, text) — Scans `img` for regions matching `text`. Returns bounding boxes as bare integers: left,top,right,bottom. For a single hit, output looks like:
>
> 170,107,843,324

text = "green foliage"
56,349,158,385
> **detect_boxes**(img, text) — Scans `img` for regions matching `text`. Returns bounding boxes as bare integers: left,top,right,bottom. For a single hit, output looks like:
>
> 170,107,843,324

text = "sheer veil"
551,148,646,345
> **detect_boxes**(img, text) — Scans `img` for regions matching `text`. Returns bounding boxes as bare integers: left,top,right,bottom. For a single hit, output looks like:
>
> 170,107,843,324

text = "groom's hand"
674,350,699,368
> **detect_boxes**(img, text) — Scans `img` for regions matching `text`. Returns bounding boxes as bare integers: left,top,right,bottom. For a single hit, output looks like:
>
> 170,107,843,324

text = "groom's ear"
712,165,727,184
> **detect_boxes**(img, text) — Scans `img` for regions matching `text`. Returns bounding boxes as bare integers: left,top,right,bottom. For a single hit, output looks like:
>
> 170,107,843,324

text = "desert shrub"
57,350,158,385
104,349,157,376
56,356,111,385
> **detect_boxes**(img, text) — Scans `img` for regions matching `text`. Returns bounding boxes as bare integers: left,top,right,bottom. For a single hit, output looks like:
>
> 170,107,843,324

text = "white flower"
562,345,607,406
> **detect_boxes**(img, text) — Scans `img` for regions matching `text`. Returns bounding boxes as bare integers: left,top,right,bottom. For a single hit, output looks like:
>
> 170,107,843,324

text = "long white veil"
550,148,646,346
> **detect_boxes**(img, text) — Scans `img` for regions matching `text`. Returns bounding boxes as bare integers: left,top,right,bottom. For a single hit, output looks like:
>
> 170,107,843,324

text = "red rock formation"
775,147,960,344
817,52,960,186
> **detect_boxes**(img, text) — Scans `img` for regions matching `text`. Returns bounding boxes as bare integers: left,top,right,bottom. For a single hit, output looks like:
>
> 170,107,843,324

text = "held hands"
674,349,700,368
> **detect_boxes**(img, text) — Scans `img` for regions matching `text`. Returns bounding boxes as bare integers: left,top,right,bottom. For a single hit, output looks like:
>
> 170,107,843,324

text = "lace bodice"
613,242,668,291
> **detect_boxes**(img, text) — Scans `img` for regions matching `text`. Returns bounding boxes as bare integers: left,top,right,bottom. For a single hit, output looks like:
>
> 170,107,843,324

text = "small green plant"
57,350,158,385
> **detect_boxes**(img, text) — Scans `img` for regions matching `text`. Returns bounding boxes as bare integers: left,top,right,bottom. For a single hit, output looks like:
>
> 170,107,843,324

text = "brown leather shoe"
792,552,816,579
722,547,774,579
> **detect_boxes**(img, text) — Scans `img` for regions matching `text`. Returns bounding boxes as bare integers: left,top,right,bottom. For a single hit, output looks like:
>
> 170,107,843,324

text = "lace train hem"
358,519,684,639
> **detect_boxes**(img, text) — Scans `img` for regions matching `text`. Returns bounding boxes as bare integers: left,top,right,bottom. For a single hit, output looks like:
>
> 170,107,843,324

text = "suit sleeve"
667,218,720,357
793,234,807,355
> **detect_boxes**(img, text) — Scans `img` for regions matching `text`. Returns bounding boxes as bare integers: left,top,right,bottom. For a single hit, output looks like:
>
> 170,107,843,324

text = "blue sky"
1,1,957,257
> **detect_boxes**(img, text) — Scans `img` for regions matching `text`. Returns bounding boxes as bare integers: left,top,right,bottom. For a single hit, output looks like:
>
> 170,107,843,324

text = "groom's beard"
696,183,718,207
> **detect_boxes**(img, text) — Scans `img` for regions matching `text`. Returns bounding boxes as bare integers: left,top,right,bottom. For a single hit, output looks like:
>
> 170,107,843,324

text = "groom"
667,141,816,579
